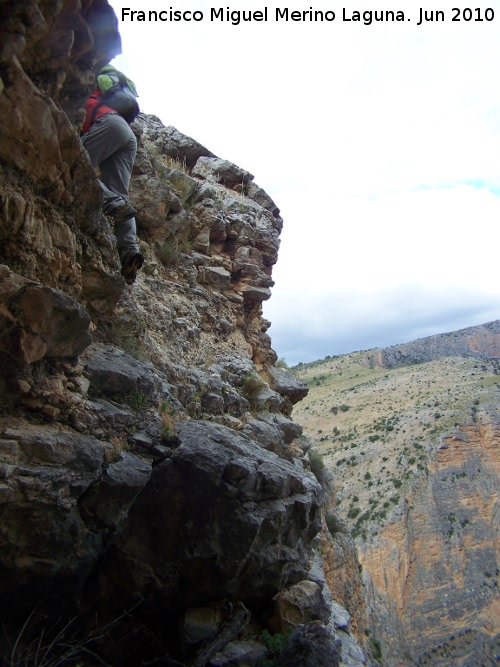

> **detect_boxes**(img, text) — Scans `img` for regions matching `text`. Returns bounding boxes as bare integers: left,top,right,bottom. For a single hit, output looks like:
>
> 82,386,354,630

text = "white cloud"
108,0,500,364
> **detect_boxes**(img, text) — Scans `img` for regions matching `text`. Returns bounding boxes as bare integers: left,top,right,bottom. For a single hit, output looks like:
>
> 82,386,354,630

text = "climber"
81,65,144,285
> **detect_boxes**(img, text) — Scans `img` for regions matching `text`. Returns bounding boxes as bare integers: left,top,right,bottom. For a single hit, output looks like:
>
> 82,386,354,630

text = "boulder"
105,420,323,610
83,344,157,398
241,285,272,302
199,266,232,290
130,174,171,228
5,285,92,364
79,451,152,530
165,168,200,202
140,118,216,168
268,366,309,407
275,621,342,667
257,412,303,444
0,420,104,608
246,181,281,219
242,418,283,450
210,640,267,666
192,157,254,188
270,580,331,633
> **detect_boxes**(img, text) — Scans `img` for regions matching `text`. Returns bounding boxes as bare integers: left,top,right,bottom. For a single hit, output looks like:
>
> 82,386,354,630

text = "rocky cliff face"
0,2,369,665
294,339,500,667
364,321,500,369
362,405,500,666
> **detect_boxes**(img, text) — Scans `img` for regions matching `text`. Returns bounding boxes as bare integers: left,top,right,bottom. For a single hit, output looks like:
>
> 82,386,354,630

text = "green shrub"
325,511,341,536
241,372,266,406
370,637,383,662
124,391,148,410
110,319,147,360
159,399,181,443
156,237,180,266
258,629,292,667
309,449,325,479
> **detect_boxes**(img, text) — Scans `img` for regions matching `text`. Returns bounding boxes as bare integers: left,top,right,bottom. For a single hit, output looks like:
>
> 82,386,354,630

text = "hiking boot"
108,202,137,224
121,252,144,285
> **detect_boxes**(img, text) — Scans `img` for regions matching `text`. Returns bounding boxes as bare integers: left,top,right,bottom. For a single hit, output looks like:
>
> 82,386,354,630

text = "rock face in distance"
361,404,500,666
364,320,500,369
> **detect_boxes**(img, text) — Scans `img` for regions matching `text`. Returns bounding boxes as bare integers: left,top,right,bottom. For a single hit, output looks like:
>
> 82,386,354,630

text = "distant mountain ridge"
363,319,500,369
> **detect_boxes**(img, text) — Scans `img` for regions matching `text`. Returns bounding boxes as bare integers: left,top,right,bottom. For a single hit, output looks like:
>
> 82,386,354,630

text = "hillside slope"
294,331,500,666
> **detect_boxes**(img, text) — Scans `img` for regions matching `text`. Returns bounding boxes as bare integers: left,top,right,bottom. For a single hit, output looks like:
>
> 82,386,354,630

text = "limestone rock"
268,366,309,416
199,266,232,289
242,418,284,451
130,174,171,228
241,285,272,302
364,319,500,369
210,640,267,666
164,168,200,203
245,181,281,219
271,580,331,633
83,343,156,398
274,621,342,667
106,420,323,610
1,283,91,364
81,397,136,430
80,451,152,530
140,117,216,168
81,267,125,315
257,412,303,444
192,157,254,188
0,419,105,606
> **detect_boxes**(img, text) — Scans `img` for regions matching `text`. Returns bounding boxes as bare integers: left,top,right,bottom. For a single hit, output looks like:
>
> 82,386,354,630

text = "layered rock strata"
361,406,500,666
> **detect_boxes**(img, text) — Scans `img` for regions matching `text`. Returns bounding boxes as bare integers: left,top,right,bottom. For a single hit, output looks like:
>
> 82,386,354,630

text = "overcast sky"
108,0,500,365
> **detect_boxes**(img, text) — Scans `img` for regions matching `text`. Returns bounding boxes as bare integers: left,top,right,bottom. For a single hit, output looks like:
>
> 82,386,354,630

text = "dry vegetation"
294,352,500,541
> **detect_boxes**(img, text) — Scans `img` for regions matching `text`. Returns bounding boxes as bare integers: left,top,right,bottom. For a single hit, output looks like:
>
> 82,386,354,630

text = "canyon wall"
361,406,500,665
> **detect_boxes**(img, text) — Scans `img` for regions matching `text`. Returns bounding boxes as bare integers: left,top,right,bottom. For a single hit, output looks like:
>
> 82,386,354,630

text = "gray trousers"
82,113,139,260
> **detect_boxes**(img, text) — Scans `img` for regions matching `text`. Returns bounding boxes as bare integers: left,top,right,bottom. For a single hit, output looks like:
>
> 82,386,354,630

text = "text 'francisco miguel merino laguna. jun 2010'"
120,6,496,26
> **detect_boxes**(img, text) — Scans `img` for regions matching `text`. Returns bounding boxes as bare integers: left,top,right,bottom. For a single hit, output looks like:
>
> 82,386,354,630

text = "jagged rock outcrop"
100,420,323,610
0,2,369,665
364,320,500,369
274,621,343,667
